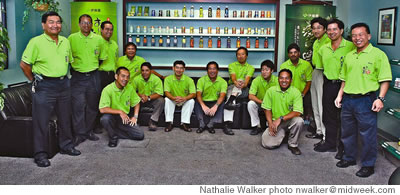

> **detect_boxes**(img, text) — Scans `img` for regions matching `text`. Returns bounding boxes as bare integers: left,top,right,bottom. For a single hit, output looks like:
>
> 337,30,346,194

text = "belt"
42,75,66,80
344,92,375,99
323,76,342,83
71,69,97,76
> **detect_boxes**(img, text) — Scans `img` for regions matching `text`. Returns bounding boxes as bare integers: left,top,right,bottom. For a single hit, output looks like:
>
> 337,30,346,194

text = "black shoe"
108,136,118,147
196,127,206,133
335,150,344,160
34,158,50,168
180,123,192,132
224,103,240,110
208,127,215,134
250,127,262,135
305,133,323,139
336,159,356,168
223,125,234,135
288,146,302,155
314,143,336,152
93,127,103,134
148,120,158,131
60,147,81,156
314,140,324,147
165,122,173,132
356,166,374,178
88,133,99,141
73,137,86,147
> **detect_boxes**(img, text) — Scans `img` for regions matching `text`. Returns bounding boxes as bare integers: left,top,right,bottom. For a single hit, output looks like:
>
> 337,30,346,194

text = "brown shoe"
148,119,158,131
288,146,301,155
164,122,173,132
180,123,192,132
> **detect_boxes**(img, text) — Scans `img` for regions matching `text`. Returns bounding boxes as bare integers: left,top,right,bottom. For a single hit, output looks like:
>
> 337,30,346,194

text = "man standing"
224,47,255,135
335,23,392,178
131,62,165,131
20,12,80,167
99,67,144,147
313,19,355,160
164,60,196,132
69,14,107,145
194,61,227,134
248,60,278,135
261,69,304,155
307,17,330,141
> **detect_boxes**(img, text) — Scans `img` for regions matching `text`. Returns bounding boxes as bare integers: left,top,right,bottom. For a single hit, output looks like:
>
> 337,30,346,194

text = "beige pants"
310,69,325,136
261,117,304,148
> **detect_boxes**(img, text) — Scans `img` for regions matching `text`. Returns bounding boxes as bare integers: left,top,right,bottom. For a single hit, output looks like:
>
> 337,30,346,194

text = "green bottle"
199,6,203,18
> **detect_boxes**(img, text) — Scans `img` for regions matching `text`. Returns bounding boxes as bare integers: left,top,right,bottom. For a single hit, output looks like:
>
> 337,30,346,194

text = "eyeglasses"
48,20,62,25
80,22,92,25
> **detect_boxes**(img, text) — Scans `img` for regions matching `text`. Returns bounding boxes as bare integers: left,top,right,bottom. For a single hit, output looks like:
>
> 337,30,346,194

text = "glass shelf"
127,33,274,38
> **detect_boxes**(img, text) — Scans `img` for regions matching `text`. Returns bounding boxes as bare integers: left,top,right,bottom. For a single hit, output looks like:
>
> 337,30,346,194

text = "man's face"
126,45,136,58
42,15,62,37
79,16,92,34
236,49,248,64
207,64,218,80
173,64,185,77
115,69,130,88
101,23,113,41
261,66,273,80
141,66,151,80
288,48,300,62
351,27,371,51
278,71,292,90
327,23,343,42
312,22,326,39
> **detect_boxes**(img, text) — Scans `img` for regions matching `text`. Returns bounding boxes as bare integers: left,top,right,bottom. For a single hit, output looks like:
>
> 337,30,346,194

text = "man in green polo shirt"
68,14,107,145
99,67,144,148
131,62,165,131
307,17,330,141
224,47,255,135
164,60,196,132
20,12,80,167
314,19,355,160
261,69,304,155
335,23,392,178
248,60,278,135
194,61,227,134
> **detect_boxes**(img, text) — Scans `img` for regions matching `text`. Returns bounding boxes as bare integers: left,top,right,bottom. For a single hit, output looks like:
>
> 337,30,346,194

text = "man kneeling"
261,69,304,155
99,67,144,147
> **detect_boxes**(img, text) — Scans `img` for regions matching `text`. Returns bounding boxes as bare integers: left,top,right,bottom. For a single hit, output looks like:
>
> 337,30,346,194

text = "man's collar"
43,33,61,43
79,31,93,38
173,74,185,81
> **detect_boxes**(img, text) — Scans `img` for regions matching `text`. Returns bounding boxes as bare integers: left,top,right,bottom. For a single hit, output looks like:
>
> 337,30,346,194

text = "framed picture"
378,7,397,45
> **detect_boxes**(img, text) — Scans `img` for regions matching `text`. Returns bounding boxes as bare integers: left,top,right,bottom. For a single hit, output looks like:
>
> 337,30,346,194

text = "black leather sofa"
0,82,59,158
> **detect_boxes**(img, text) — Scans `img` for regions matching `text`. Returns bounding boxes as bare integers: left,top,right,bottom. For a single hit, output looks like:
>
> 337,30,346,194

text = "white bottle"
395,78,400,89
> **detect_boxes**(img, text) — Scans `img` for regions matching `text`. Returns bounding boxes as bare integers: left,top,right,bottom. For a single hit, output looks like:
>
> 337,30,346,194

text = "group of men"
20,12,391,179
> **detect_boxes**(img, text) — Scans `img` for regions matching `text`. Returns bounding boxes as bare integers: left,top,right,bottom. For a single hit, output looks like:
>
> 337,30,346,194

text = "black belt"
323,76,342,83
42,75,66,80
71,69,97,76
344,92,375,99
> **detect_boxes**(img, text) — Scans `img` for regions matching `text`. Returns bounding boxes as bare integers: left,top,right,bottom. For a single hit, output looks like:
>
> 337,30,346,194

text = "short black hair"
141,62,153,70
279,69,293,79
327,18,345,30
116,66,129,75
173,60,186,67
101,21,113,30
310,17,327,30
42,11,62,23
287,43,300,53
236,46,248,56
206,61,219,70
260,60,275,71
79,14,92,23
124,42,137,53
351,23,370,34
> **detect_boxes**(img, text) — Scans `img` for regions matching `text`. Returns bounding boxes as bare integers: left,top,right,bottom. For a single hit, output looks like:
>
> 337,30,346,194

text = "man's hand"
234,80,244,89
371,99,384,112
201,104,210,115
208,104,218,116
119,111,130,125
129,116,138,126
334,95,342,108
272,118,281,130
139,94,148,103
268,122,278,136
175,96,186,104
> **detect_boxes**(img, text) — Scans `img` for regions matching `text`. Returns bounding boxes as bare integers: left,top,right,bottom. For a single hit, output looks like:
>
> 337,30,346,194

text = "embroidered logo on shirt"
362,66,371,75
288,104,293,111
126,100,131,106
94,49,99,55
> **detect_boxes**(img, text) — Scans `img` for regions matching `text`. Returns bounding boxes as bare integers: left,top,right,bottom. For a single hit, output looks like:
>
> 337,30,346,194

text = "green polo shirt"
317,39,356,80
116,55,146,80
99,82,141,114
22,33,73,77
131,74,163,96
228,61,255,84
68,31,107,73
312,33,331,67
196,75,228,101
249,75,279,100
339,44,392,95
280,58,313,92
99,39,118,72
164,74,196,97
261,86,303,120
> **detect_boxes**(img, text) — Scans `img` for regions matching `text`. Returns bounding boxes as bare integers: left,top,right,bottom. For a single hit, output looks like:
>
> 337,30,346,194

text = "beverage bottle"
151,35,155,46
182,5,187,17
173,36,178,47
136,35,140,46
190,6,194,17
199,6,204,18
128,35,133,43
216,6,221,18
199,36,204,48
264,37,268,48
246,37,250,48
227,37,231,48
143,35,147,46
224,6,229,18
236,37,241,48
217,37,221,48
158,36,163,47
208,6,212,18
190,36,194,48
166,35,171,47
255,37,259,48
129,24,134,33
208,36,212,48
182,36,186,47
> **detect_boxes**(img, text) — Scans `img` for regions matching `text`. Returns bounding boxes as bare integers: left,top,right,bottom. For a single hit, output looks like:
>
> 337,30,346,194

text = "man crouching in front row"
99,67,144,147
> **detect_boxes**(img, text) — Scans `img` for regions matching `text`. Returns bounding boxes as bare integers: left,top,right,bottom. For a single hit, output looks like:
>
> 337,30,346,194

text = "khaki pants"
310,69,325,136
261,117,304,148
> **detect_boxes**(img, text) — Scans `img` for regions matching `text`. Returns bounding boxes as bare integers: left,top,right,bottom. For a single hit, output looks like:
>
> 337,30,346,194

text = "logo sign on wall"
71,2,117,42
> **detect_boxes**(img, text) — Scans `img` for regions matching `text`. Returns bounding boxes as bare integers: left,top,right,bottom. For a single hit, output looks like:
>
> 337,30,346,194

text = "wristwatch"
279,116,284,121
377,96,386,103
147,96,151,101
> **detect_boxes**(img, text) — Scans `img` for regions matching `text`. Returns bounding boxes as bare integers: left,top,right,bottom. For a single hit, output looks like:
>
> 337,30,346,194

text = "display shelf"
127,16,276,21
127,33,275,38
137,47,274,51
